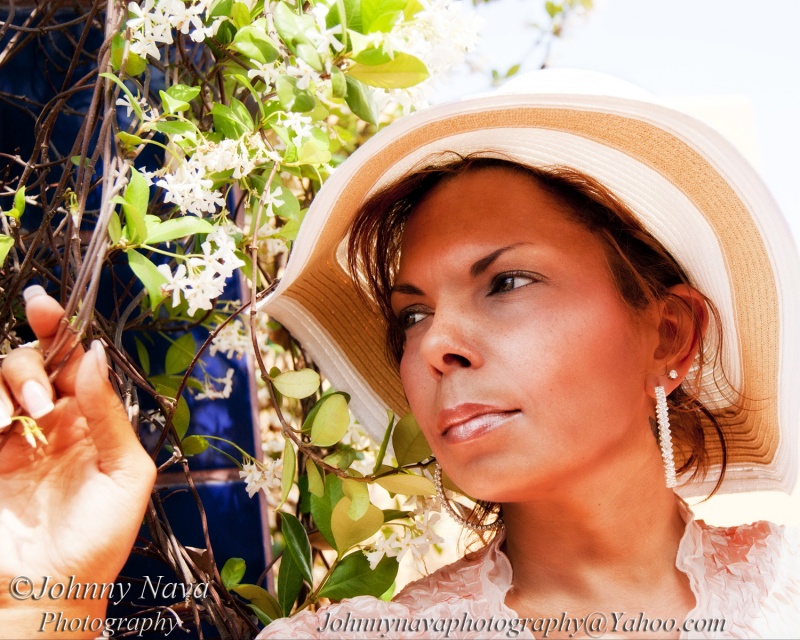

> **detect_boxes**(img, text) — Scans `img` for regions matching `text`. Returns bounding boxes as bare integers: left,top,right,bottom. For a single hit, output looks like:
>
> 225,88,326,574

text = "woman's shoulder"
256,546,494,639
684,518,800,636
692,518,799,576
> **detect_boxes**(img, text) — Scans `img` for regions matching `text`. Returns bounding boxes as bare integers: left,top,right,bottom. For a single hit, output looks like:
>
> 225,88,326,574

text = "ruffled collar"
472,495,708,622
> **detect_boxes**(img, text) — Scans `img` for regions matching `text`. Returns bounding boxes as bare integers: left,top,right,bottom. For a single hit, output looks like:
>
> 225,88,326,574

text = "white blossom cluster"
195,367,236,400
155,134,282,216
126,0,221,60
372,0,483,113
239,459,283,499
157,225,245,315
365,509,444,573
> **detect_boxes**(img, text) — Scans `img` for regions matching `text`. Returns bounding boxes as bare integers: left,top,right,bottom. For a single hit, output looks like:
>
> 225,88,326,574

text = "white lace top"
258,507,800,639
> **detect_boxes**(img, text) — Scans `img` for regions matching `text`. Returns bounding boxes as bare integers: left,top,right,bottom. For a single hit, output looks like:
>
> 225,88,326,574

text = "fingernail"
21,380,55,419
0,400,11,429
23,285,46,304
91,340,107,376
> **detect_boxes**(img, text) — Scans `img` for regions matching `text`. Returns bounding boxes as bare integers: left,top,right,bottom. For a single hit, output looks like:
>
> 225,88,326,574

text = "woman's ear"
645,284,709,395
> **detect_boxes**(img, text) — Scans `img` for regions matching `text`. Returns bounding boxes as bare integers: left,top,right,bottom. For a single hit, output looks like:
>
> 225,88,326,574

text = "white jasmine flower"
195,367,236,400
239,458,283,498
157,262,189,307
280,113,314,142
157,163,226,215
209,318,251,359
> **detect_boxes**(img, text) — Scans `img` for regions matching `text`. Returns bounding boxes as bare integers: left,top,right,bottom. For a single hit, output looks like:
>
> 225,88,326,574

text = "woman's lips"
438,404,520,444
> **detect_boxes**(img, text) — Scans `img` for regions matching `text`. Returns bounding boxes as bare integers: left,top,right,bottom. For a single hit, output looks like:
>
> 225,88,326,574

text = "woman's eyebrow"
392,243,530,297
392,282,425,296
469,243,527,277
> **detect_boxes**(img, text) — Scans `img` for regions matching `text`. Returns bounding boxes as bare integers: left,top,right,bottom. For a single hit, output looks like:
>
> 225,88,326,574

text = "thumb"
75,341,154,479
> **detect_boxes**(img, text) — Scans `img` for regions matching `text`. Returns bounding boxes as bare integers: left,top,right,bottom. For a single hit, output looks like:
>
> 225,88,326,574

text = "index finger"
23,286,84,395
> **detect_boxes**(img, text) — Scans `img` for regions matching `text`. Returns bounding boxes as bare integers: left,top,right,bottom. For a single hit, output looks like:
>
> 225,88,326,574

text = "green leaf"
152,377,191,438
145,217,214,244
348,52,428,88
373,410,394,474
13,186,25,217
273,3,323,71
133,336,151,376
173,394,191,439
121,167,150,243
111,35,147,76
100,72,145,121
297,140,331,165
280,513,313,585
272,185,300,220
392,412,432,466
361,0,406,33
232,584,282,621
182,435,209,456
353,46,392,66
344,76,378,125
276,546,303,616
323,446,357,471
0,235,14,265
211,100,254,139
231,0,250,28
160,89,189,114
167,84,201,103
382,509,412,522
208,0,233,19
341,478,370,520
117,131,144,149
233,73,267,120
331,66,347,99
276,75,316,113
296,43,323,72
310,474,344,550
331,497,383,555
309,393,350,447
330,0,362,33
165,333,196,375
305,459,324,498
279,439,295,506
231,25,279,64
152,120,199,142
403,0,423,19
375,473,435,496
318,553,398,600
272,368,320,399
545,0,561,18
221,557,246,589
125,250,167,310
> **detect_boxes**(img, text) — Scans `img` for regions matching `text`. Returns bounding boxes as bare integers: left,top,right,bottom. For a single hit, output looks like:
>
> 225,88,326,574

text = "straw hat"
260,69,800,496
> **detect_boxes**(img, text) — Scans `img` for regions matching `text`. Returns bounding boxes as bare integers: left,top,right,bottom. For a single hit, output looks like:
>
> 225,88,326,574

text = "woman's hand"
0,287,157,637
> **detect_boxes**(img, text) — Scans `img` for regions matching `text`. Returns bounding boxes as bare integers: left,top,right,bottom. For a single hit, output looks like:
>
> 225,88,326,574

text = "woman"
1,70,798,638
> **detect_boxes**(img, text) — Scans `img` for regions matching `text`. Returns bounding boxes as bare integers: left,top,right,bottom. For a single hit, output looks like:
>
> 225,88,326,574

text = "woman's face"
392,168,662,502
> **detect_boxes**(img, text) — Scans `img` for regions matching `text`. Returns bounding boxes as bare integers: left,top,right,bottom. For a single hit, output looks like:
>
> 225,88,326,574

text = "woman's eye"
398,309,429,329
491,272,537,294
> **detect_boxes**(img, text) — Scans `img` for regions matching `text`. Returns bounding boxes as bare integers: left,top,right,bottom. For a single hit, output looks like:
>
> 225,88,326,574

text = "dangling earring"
434,463,504,532
655,372,678,488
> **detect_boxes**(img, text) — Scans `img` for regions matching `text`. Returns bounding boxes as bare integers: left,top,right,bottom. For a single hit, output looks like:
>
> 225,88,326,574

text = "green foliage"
0,235,13,265
272,369,321,399
221,557,246,589
392,412,432,466
318,553,398,600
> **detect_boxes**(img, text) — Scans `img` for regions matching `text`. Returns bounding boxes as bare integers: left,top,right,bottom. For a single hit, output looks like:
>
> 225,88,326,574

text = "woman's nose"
417,310,483,379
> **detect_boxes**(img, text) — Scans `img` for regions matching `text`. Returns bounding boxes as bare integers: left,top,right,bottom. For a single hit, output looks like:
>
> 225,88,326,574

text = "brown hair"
347,153,732,504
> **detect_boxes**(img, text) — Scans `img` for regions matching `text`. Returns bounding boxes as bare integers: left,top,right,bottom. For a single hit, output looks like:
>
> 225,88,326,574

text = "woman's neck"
500,458,695,626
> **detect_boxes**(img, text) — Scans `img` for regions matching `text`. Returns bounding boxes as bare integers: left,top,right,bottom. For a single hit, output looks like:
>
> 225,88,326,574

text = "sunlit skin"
391,168,702,637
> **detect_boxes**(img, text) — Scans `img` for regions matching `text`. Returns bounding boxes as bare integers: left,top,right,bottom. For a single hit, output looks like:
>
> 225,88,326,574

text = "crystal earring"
434,463,503,532
655,383,678,488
